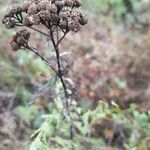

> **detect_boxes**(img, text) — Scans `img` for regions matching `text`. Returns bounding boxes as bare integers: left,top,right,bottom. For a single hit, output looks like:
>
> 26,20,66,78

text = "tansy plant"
2,0,88,149
2,0,87,102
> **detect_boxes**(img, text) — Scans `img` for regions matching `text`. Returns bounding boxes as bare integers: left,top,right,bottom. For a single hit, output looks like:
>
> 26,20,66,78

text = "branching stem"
49,27,69,102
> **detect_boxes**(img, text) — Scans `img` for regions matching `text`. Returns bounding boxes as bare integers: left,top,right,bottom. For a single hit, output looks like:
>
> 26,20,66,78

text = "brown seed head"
65,0,74,7
72,0,81,7
38,10,51,21
46,3,58,13
23,15,34,26
2,17,15,29
55,0,65,10
27,3,38,15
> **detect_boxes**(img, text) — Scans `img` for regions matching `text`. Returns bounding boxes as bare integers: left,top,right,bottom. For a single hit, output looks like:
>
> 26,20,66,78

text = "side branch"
25,44,57,74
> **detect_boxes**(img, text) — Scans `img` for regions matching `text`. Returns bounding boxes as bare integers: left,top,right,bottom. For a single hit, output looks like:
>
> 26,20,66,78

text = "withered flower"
38,10,51,21
27,3,38,15
23,15,34,26
2,17,15,29
37,1,47,11
46,3,58,13
68,19,81,32
10,29,30,51
65,0,74,7
55,1,65,10
72,0,81,7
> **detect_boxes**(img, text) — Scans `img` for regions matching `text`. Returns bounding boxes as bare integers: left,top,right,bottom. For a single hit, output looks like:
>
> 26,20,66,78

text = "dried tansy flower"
32,14,41,25
21,1,32,12
23,15,34,26
37,1,47,11
38,10,51,21
65,0,74,7
27,3,38,15
68,19,81,32
72,0,81,7
2,17,15,29
55,0,65,10
46,3,58,13
10,29,30,51
59,19,68,30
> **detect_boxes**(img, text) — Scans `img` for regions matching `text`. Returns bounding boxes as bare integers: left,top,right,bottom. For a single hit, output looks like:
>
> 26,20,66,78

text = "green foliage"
16,105,39,124
83,0,141,21
29,101,150,149
0,49,50,100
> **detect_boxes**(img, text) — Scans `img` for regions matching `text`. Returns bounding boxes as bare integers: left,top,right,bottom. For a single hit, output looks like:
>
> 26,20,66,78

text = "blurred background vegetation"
0,0,150,149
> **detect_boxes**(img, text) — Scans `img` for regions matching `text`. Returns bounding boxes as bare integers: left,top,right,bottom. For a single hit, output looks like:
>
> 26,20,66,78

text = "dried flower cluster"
2,0,87,32
10,29,30,51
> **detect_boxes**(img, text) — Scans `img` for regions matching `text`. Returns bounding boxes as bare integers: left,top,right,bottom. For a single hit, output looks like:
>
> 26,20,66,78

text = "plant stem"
49,27,69,103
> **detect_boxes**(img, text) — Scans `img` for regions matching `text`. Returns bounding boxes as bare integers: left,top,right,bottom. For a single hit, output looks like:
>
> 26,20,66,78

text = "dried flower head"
38,10,51,21
10,29,30,51
2,0,88,51
2,17,15,29
23,15,34,26
72,0,81,7
65,0,74,7
68,19,81,32
21,1,32,12
46,3,58,13
27,3,38,15
59,19,68,30
37,1,47,11
55,0,65,10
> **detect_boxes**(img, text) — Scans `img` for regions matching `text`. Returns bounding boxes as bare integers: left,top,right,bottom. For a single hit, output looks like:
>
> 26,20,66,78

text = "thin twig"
56,32,68,47
29,26,50,37
49,27,69,101
25,44,57,74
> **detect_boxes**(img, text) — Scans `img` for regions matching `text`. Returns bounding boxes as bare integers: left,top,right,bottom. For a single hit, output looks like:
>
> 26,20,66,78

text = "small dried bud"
37,1,47,11
27,3,38,15
72,0,81,7
46,3,58,13
10,40,20,51
55,1,65,10
59,11,70,20
51,13,60,23
79,15,88,25
23,15,33,26
38,10,51,21
68,19,81,32
2,17,15,29
59,19,68,30
10,29,30,51
11,4,22,13
65,0,74,7
16,35,26,46
33,0,41,4
32,14,41,25
21,1,32,12
20,29,30,40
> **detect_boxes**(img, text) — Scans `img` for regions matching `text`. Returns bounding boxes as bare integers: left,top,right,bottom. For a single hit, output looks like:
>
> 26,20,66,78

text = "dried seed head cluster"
10,29,30,51
2,0,87,31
